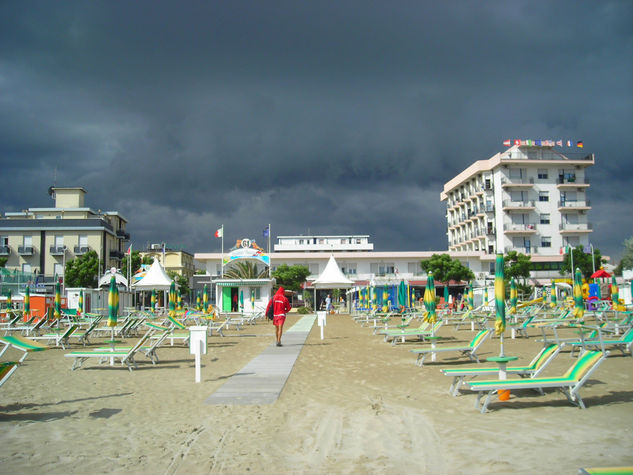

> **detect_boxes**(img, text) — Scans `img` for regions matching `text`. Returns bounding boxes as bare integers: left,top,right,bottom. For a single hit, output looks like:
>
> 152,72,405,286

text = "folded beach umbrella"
382,287,388,313
196,291,201,311
509,278,518,315
6,289,11,310
151,288,156,312
573,268,584,319
108,275,119,327
398,280,407,310
468,282,474,311
423,272,437,324
177,289,183,311
77,289,83,317
23,286,30,319
54,281,61,320
494,254,506,337
550,281,557,308
169,281,176,318
443,285,449,306
611,275,619,309
203,284,209,312
239,290,244,312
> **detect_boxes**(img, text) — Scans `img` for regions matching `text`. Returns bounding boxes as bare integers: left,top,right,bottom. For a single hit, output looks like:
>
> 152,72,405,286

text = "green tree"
271,264,311,292
65,250,100,288
120,251,147,278
504,251,531,283
0,257,7,268
614,237,633,275
420,254,475,283
223,261,268,279
560,245,604,280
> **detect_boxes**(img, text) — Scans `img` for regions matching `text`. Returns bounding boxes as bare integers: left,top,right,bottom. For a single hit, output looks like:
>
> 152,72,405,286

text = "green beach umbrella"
6,289,11,310
196,291,201,311
509,278,518,315
203,284,209,312
611,275,619,309
443,285,449,307
382,287,388,313
573,268,584,320
24,286,30,319
423,272,437,324
169,280,176,318
468,282,474,311
398,281,407,310
494,254,506,338
77,289,83,316
107,275,119,327
550,281,557,308
484,286,489,307
54,281,61,320
177,289,183,311
151,289,156,313
239,289,244,312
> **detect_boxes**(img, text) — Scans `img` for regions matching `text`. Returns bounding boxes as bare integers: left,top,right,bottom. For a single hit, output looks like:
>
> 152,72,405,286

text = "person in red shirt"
266,286,291,347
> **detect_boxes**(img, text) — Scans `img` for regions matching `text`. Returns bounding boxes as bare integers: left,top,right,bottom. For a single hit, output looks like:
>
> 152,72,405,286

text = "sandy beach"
1,313,632,474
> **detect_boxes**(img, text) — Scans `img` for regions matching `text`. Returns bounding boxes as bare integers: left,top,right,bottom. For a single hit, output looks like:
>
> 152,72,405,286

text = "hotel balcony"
116,229,131,240
0,245,11,256
501,177,534,188
49,246,66,255
559,223,593,233
558,200,591,211
504,246,539,255
557,177,590,189
503,223,537,234
502,200,536,211
18,246,34,256
109,250,124,260
73,246,91,255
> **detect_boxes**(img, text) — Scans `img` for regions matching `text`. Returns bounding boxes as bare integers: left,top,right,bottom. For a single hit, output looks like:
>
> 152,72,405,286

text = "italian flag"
214,228,223,238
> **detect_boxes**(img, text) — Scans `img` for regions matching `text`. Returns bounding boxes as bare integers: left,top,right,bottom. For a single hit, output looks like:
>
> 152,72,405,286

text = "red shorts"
273,315,286,326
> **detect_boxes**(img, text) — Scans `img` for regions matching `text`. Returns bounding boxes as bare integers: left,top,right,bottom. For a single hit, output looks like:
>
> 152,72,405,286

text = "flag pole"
268,223,271,278
221,224,224,279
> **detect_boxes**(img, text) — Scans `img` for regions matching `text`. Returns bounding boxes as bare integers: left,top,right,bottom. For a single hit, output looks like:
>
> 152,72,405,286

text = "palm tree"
223,261,268,279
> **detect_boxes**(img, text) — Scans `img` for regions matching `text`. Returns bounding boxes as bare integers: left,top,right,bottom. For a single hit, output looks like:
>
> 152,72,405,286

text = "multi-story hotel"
139,244,195,285
0,187,130,284
441,145,594,272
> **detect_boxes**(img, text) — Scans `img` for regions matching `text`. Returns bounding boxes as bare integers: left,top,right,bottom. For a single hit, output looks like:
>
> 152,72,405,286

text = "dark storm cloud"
0,1,632,260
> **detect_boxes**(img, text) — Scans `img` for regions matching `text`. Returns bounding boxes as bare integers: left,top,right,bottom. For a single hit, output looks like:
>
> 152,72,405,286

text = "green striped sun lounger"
466,350,608,413
64,330,153,371
410,329,492,367
441,343,562,396
0,361,20,388
383,321,442,346
0,335,48,362
578,467,633,475
569,327,633,357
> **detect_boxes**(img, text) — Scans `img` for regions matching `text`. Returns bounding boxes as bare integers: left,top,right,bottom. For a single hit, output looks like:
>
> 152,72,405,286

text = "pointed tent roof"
312,255,354,289
132,257,174,291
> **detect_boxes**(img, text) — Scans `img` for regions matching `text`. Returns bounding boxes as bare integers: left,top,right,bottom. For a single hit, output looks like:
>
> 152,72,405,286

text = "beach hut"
311,255,354,312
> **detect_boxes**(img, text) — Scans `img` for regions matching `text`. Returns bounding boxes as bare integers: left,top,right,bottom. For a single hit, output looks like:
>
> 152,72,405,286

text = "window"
408,262,420,274
23,235,33,247
318,239,325,244
537,169,548,179
54,263,64,277
540,214,550,224
22,263,32,273
308,263,319,275
511,190,525,202
539,191,549,202
54,235,64,248
341,263,357,275
370,263,394,276
541,236,552,248
356,238,361,244
509,168,523,178
250,287,261,300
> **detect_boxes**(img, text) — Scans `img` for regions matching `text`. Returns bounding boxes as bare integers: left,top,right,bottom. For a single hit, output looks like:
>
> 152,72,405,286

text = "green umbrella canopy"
6,289,11,308
78,289,83,316
468,282,474,310
54,281,61,319
510,278,518,314
611,275,619,305
398,281,407,308
203,284,209,310
443,285,449,304
494,254,506,336
550,281,557,307
151,289,157,312
169,281,176,317
196,291,201,311
177,289,183,310
423,272,437,323
24,286,30,316
108,275,119,327
573,268,584,319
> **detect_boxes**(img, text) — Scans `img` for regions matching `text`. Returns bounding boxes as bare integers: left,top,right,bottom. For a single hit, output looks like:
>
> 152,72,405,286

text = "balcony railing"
109,250,124,259
73,246,91,255
116,229,131,240
559,223,593,232
502,200,536,209
503,223,537,232
49,246,66,255
557,176,590,185
501,177,534,186
18,246,34,255
505,246,538,254
0,245,11,256
558,200,591,208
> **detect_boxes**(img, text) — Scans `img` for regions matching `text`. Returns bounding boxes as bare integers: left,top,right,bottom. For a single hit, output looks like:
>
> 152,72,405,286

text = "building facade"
139,245,195,285
441,145,594,272
0,187,130,282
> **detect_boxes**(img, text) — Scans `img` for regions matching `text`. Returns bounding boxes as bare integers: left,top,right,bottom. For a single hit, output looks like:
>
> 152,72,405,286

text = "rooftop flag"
214,227,223,238
577,141,584,148
503,139,511,146
263,226,269,237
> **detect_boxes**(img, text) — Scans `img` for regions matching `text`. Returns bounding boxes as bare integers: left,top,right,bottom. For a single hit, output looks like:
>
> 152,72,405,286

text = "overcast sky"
1,1,632,261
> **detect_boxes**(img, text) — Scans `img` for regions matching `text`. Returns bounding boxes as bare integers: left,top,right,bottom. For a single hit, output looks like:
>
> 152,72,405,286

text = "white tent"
312,255,354,289
132,257,173,291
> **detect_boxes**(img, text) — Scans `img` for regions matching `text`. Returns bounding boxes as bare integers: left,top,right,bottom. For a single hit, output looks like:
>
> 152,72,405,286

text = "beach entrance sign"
222,238,270,267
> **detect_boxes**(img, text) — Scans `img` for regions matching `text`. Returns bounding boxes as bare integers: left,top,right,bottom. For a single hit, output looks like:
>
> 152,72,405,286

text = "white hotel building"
195,145,595,286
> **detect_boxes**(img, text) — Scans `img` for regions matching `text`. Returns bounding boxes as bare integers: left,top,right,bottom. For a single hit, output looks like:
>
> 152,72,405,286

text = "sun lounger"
0,335,49,362
441,343,562,396
69,316,103,346
64,330,153,371
569,327,633,356
383,321,443,346
410,329,492,366
465,350,609,413
29,324,79,349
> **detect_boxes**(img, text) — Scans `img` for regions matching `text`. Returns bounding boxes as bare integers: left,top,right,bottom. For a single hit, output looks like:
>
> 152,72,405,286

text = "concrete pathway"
205,315,316,405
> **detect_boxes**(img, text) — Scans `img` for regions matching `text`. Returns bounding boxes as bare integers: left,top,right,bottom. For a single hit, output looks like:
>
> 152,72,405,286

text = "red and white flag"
556,140,563,147
503,139,511,147
514,139,521,146
126,244,132,255
214,228,223,238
